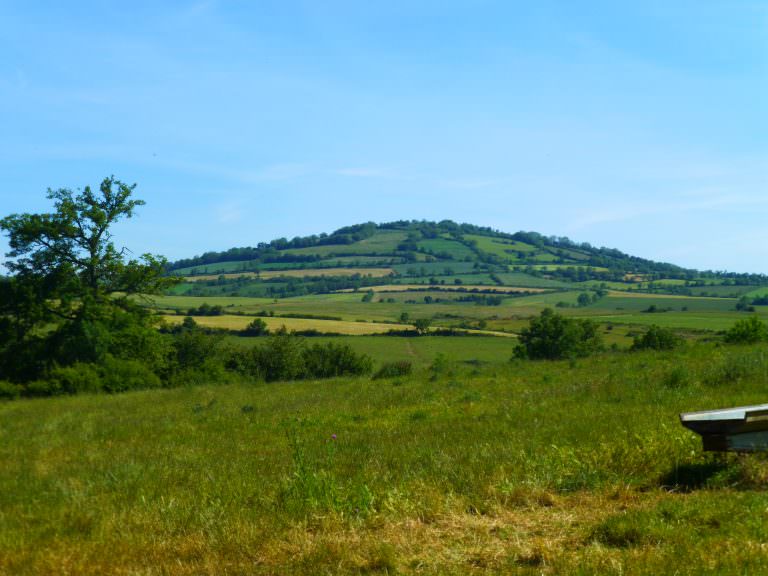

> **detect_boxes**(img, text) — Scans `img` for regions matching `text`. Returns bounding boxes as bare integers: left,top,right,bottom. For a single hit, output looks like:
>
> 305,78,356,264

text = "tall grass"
2,343,768,574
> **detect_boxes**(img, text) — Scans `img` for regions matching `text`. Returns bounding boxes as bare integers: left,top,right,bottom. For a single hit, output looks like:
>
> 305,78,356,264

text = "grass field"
5,344,768,573
464,234,535,259
283,231,409,257
184,267,395,282
225,335,517,365
342,284,550,294
145,289,761,336
416,237,475,259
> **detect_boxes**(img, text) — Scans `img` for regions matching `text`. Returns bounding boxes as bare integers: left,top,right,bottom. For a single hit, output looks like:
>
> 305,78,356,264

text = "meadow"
4,343,768,574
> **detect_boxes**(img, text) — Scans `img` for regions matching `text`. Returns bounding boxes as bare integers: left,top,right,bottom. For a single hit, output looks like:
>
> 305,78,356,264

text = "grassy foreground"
3,344,768,574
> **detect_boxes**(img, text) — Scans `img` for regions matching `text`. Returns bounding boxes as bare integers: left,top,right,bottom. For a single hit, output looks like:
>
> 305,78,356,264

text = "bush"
514,308,603,360
0,381,21,400
373,360,413,379
24,379,65,397
724,316,768,344
302,342,373,378
46,363,103,394
631,325,683,351
250,329,306,381
100,356,162,393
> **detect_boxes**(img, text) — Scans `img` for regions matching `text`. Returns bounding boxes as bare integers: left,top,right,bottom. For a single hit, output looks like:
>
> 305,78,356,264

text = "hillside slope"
166,221,766,299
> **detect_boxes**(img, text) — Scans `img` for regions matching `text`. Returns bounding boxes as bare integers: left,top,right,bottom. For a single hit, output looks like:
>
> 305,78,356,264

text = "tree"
242,317,269,336
0,177,177,380
514,308,603,360
413,318,432,335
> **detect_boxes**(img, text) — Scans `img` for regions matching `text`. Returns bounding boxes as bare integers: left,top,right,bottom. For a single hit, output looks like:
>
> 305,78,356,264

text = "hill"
165,220,768,301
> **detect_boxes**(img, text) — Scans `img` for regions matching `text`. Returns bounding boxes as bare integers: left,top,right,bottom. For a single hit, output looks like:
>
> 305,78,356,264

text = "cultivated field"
184,267,395,282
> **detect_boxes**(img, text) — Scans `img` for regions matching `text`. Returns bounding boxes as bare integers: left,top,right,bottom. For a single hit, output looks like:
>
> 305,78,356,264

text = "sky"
0,0,766,272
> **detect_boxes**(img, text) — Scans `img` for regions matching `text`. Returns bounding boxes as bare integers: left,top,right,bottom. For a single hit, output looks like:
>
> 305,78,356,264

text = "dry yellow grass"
183,267,394,282
161,314,400,334
161,314,514,337
0,489,665,575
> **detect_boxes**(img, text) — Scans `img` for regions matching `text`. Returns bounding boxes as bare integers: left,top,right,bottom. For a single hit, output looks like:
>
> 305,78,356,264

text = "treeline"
168,223,379,270
0,324,374,399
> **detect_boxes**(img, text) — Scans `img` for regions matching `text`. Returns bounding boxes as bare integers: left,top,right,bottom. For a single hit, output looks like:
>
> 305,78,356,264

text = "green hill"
167,221,768,299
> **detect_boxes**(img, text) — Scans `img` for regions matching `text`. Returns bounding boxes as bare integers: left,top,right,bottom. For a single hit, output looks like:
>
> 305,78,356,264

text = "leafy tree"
242,317,269,336
630,325,683,351
577,292,592,307
514,308,603,360
413,318,432,335
0,177,177,380
724,316,768,345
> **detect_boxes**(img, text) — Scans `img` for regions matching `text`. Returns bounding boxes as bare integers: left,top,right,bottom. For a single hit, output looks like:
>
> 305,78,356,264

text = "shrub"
724,316,768,344
302,343,373,378
631,325,683,351
373,360,413,379
24,379,64,397
0,381,21,400
100,356,162,393
46,363,103,394
514,308,603,360
251,329,306,381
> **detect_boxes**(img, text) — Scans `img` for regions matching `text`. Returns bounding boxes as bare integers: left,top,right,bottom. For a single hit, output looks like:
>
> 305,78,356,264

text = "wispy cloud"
215,202,244,224
568,193,768,231
437,177,507,190
332,167,390,178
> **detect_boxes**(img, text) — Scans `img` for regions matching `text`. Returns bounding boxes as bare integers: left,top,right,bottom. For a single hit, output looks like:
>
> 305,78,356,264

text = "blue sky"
1,1,766,271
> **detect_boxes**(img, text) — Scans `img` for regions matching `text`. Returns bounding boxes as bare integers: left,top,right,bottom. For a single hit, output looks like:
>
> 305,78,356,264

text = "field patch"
283,230,408,256
338,284,550,294
184,267,394,282
161,314,401,334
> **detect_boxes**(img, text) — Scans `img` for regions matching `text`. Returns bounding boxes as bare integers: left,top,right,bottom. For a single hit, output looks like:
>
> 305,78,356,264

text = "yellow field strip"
182,267,394,282
160,314,515,337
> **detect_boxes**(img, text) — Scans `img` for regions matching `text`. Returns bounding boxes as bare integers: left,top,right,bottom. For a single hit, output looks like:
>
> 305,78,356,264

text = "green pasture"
391,261,478,275
528,264,609,272
283,230,408,257
390,273,498,286
553,246,591,261
747,287,768,298
463,234,534,258
596,294,736,313
496,272,572,288
148,289,760,334
586,311,768,332
226,335,516,366
688,284,757,297
6,344,768,573
416,238,475,259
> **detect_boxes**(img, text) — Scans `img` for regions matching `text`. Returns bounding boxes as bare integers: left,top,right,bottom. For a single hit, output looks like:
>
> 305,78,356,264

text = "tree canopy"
0,177,176,380
514,308,603,360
